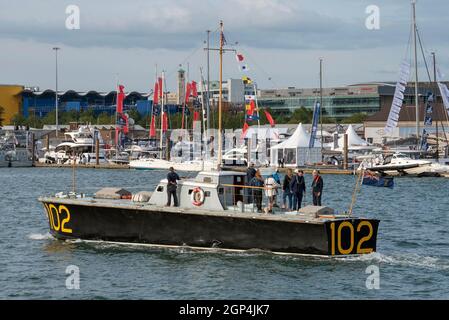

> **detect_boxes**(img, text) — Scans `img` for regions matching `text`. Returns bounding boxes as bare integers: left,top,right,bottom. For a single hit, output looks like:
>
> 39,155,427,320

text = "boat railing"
219,183,281,214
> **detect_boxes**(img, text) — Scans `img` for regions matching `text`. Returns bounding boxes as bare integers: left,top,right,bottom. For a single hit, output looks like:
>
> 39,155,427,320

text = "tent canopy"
334,124,368,151
271,123,321,149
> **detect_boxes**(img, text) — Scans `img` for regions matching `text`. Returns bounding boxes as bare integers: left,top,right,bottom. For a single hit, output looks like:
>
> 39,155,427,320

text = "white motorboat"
0,130,33,167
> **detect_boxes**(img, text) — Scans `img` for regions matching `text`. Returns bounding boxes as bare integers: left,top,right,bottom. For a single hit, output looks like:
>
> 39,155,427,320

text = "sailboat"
129,72,217,171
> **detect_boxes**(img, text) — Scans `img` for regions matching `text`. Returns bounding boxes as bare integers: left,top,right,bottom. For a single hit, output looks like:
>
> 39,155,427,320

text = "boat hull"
39,199,379,256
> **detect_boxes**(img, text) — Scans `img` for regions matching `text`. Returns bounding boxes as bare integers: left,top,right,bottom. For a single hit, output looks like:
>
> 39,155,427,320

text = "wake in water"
28,232,54,240
335,252,449,271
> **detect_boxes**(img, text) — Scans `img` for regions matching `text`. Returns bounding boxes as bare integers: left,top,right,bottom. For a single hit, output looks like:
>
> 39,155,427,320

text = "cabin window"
205,191,211,197
203,177,212,183
188,189,193,194
235,176,242,183
157,186,164,192
218,188,224,195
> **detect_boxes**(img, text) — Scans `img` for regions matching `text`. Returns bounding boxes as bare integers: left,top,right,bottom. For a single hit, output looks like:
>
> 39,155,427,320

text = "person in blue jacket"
290,170,306,211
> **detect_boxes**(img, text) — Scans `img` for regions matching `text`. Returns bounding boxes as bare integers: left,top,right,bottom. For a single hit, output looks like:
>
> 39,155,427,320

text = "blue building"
21,89,154,118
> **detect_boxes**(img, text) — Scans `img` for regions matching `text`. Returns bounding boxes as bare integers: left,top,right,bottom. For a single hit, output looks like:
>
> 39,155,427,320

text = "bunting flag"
246,99,256,116
149,115,156,137
117,85,125,114
309,101,321,148
239,65,249,72
242,76,252,85
162,112,168,132
153,82,159,105
264,110,275,127
236,53,244,62
384,60,411,135
158,77,163,99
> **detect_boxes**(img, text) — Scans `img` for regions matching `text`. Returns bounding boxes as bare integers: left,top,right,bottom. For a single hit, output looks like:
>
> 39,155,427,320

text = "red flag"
264,110,275,127
158,77,163,99
247,99,256,116
185,82,192,104
162,112,168,132
192,111,200,129
117,85,125,114
241,122,249,140
149,115,156,137
115,127,120,147
191,81,198,97
236,53,244,62
123,114,129,134
153,82,159,105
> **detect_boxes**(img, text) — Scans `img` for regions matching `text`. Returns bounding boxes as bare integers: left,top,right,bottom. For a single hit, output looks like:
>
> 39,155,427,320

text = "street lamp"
53,47,60,138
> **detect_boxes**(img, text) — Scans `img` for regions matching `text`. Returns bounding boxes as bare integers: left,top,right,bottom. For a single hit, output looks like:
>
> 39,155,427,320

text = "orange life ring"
191,187,205,206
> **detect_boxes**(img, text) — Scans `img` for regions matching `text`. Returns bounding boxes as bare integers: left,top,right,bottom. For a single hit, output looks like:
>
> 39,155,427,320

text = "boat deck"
39,195,356,225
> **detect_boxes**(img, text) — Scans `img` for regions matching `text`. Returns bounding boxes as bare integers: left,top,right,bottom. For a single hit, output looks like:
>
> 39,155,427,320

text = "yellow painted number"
357,221,373,254
330,221,373,255
44,203,73,234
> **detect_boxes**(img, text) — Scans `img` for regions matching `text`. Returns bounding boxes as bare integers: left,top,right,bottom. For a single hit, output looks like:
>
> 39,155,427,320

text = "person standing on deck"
250,169,264,213
264,173,280,213
282,168,293,209
311,170,324,206
166,167,180,207
290,170,306,211
246,162,256,203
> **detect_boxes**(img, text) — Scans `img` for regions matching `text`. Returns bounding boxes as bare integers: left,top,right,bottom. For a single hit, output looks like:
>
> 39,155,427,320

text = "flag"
191,81,198,97
185,82,192,104
193,111,200,129
242,76,252,84
149,115,156,137
153,82,159,105
117,85,125,114
241,122,249,140
264,110,275,127
239,65,249,72
247,99,256,116
158,77,163,99
162,112,168,132
236,53,244,62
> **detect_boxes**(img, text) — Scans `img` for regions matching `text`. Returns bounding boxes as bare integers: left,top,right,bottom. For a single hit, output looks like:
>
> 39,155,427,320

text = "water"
1,167,449,299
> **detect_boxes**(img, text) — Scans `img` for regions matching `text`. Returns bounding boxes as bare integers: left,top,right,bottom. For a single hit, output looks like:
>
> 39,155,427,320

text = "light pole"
53,47,60,138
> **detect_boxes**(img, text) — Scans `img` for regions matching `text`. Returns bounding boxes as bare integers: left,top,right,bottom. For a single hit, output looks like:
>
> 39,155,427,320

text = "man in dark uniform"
166,167,180,207
311,170,323,206
246,162,256,203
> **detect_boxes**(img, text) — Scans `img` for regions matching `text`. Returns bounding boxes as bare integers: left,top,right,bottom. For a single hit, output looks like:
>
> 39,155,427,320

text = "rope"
348,168,364,216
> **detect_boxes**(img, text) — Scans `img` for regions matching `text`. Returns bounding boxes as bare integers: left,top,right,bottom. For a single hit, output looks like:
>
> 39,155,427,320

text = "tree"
288,107,313,124
341,113,368,124
11,113,27,126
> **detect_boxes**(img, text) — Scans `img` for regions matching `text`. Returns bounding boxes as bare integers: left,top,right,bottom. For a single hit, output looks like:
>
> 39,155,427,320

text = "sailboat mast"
412,0,420,145
217,21,224,170
159,71,165,159
432,52,439,160
320,58,324,160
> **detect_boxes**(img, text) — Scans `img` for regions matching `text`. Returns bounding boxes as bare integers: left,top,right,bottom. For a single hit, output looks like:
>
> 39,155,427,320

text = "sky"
0,0,448,93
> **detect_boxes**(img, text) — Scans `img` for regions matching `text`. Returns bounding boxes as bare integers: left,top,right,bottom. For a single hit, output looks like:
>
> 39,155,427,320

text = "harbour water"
1,168,449,299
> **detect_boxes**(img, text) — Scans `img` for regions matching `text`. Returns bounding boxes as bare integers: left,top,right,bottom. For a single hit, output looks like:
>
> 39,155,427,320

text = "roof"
271,123,321,149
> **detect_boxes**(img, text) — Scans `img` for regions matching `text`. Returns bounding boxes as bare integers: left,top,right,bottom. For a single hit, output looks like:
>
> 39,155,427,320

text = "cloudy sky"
0,0,448,93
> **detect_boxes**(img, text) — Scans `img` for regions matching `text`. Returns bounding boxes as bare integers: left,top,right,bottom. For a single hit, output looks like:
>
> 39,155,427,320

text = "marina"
1,0,449,304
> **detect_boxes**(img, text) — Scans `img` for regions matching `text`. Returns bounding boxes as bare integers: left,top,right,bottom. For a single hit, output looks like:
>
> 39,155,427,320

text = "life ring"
191,187,205,206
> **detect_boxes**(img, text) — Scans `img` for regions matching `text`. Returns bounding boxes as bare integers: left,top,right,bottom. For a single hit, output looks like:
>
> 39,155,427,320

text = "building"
257,84,381,120
198,79,256,104
177,68,186,105
364,82,449,144
0,84,23,125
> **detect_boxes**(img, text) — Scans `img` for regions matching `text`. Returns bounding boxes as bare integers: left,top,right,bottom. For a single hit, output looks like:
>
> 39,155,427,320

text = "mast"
320,58,324,160
432,52,439,160
206,30,211,135
412,0,420,146
217,21,224,170
159,71,165,159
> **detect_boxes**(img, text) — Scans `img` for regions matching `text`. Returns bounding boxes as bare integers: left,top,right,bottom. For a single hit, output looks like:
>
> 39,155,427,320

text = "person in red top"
311,170,323,206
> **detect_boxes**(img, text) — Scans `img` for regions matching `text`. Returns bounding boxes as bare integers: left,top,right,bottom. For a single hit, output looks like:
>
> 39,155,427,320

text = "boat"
129,157,216,171
37,21,379,256
0,130,33,167
359,152,448,176
362,170,394,188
